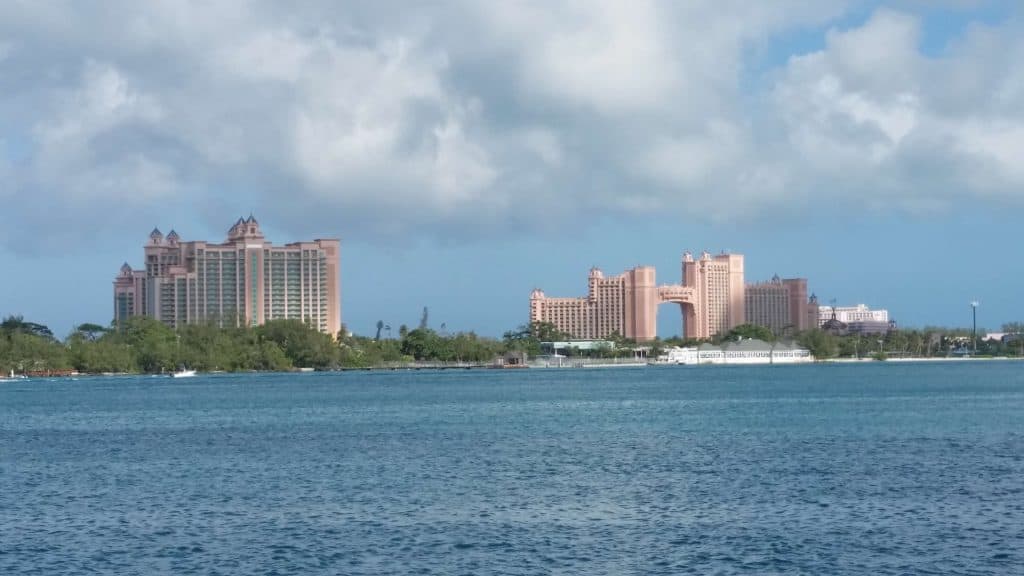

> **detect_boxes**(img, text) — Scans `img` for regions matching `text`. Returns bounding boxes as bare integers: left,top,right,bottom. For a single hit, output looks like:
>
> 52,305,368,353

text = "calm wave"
2,363,1023,574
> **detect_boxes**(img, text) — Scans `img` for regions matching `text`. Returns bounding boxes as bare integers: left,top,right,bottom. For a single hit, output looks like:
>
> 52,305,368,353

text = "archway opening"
656,301,693,340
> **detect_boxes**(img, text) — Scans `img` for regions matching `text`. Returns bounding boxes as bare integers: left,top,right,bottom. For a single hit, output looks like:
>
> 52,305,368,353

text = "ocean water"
2,363,1022,575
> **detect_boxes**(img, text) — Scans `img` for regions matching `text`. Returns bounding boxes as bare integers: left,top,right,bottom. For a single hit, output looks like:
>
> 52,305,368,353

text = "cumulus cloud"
484,1,681,115
0,1,1022,251
772,9,1024,210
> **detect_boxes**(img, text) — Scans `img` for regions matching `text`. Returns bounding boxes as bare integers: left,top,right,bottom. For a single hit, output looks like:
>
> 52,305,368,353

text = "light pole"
970,301,979,356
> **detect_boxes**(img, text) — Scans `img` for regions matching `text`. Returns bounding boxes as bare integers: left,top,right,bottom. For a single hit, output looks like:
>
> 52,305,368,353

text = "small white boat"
171,369,197,378
1,369,27,382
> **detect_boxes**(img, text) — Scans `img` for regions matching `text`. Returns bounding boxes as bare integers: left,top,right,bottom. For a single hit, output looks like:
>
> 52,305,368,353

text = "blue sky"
1,1,1022,338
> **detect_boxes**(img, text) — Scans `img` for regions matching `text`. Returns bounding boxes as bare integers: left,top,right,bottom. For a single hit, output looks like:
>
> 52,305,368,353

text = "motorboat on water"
171,368,197,378
1,369,28,382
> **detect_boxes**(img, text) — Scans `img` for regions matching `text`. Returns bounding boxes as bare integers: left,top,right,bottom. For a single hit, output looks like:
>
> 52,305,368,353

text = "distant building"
654,339,814,365
807,294,821,332
540,340,617,353
817,304,889,326
529,251,746,342
745,276,810,335
529,266,657,341
846,320,896,335
680,252,746,340
114,216,341,335
816,302,894,336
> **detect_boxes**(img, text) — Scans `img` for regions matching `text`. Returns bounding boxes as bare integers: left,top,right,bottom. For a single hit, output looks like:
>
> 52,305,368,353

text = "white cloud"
288,38,448,191
479,0,847,118
0,1,1023,251
487,0,679,114
771,8,1024,207
637,120,744,188
216,29,317,83
521,128,563,167
952,120,1024,185
431,115,498,206
36,61,162,147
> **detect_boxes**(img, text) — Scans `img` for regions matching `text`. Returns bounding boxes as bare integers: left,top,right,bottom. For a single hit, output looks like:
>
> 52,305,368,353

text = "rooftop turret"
227,214,265,241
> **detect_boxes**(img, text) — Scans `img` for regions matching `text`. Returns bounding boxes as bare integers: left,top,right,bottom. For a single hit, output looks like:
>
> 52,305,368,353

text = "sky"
1,0,1023,339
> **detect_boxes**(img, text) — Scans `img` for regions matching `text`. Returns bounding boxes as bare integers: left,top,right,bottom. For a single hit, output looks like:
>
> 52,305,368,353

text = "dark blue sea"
2,363,1023,575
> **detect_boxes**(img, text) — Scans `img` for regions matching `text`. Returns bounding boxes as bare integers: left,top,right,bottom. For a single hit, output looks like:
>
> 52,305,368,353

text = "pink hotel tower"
530,252,746,341
114,216,341,335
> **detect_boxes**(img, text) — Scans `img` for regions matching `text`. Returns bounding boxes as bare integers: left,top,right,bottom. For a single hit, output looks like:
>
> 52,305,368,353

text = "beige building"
530,251,746,341
529,266,657,341
680,252,745,340
745,275,810,335
114,216,341,335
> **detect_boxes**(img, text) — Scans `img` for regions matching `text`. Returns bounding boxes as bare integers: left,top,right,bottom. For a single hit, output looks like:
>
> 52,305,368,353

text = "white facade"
654,340,814,365
817,304,888,326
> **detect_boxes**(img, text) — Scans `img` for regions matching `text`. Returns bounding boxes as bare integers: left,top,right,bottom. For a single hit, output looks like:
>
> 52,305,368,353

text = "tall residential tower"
114,216,341,335
680,252,745,340
745,275,810,335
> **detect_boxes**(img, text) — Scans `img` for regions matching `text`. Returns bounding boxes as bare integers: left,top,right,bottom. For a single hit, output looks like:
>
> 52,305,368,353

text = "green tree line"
3,314,1022,374
1,316,557,374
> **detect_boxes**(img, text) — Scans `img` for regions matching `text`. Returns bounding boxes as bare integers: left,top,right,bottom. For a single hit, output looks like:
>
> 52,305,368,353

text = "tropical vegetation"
2,313,1022,375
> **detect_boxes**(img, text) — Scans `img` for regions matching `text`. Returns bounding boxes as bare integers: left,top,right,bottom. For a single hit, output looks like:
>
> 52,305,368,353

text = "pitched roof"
724,339,773,351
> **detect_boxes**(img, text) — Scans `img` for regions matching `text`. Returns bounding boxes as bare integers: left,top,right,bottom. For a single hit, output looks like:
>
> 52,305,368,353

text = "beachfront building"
815,302,894,336
113,216,341,335
655,339,814,365
817,304,889,327
529,251,747,341
745,276,810,335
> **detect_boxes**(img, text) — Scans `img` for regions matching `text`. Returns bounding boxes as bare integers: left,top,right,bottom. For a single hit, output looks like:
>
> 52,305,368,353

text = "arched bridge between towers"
656,284,699,340
657,284,695,305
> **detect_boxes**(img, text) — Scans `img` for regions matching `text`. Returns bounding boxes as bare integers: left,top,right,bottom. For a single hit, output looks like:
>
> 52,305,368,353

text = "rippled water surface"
2,363,1023,574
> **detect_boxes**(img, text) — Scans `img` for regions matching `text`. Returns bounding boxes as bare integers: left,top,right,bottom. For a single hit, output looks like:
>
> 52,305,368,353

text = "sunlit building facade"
529,252,748,341
680,252,746,340
529,266,657,341
113,216,341,335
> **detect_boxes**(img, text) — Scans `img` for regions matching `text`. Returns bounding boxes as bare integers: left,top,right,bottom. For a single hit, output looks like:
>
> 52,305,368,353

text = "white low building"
655,339,814,365
818,304,888,326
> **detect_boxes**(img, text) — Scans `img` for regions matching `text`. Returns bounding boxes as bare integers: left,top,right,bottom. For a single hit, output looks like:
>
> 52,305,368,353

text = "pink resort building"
114,216,341,335
744,275,811,336
530,252,746,341
529,266,658,341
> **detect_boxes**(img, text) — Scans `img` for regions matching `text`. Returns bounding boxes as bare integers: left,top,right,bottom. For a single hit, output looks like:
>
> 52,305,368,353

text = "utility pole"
970,301,979,356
